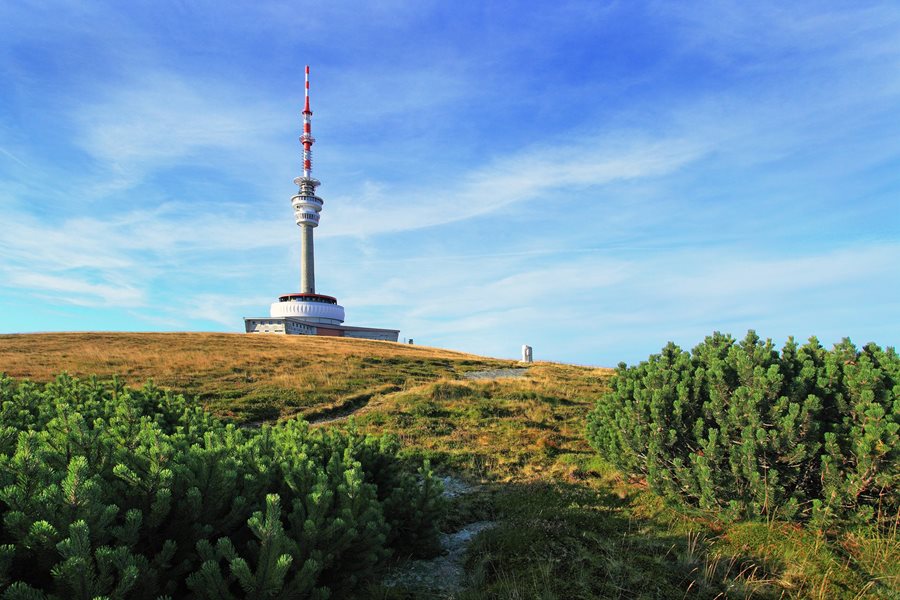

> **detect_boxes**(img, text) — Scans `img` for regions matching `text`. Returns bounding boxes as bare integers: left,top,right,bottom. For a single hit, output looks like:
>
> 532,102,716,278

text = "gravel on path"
382,476,497,597
463,368,529,381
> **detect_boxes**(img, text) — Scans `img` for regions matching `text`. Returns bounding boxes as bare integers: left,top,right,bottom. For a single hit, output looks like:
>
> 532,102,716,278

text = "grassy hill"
0,332,895,598
0,332,514,422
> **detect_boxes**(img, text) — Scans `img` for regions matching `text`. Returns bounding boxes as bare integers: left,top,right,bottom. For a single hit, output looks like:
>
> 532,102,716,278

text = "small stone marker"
521,345,533,363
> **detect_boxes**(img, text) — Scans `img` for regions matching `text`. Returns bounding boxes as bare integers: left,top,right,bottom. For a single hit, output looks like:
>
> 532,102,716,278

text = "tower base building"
243,67,399,343
243,316,399,341
244,294,398,341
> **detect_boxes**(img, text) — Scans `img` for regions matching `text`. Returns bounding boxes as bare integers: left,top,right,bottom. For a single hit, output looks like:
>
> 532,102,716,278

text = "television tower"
243,65,398,340
293,65,322,293
267,66,345,326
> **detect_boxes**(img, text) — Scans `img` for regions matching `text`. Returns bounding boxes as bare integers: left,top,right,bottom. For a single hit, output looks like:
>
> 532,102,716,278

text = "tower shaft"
300,224,315,293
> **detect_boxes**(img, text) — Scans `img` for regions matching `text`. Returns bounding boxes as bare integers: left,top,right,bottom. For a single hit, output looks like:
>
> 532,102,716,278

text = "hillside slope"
1,332,894,598
0,332,513,421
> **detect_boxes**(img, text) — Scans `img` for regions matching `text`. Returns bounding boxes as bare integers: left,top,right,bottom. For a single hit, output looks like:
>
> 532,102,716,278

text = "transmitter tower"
244,66,398,341
295,65,321,294
269,65,345,326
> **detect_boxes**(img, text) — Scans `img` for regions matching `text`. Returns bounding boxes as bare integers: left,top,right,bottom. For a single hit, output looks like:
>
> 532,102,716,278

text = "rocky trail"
462,367,529,381
382,476,498,597
306,368,532,426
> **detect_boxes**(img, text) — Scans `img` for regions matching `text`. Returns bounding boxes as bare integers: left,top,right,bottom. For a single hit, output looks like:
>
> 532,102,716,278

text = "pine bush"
0,374,444,598
586,332,899,524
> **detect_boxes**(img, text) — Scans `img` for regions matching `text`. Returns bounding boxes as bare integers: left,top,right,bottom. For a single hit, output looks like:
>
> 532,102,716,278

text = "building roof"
277,293,338,303
243,316,399,333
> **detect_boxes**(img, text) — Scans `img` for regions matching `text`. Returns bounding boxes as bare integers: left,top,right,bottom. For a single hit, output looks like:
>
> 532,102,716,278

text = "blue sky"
1,1,898,366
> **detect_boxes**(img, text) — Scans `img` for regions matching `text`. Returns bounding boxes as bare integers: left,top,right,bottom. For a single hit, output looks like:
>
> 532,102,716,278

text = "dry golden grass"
0,332,513,421
335,362,613,482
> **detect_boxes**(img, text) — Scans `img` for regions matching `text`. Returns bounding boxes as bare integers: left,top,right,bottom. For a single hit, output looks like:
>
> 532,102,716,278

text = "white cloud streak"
324,135,708,237
4,270,144,307
77,73,277,166
343,242,900,361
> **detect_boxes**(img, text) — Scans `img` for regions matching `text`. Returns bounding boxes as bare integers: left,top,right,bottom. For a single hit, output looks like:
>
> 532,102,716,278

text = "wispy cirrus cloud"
180,293,276,328
0,205,290,268
324,134,708,237
71,72,285,192
0,201,292,311
334,241,900,361
3,270,145,307
660,2,900,64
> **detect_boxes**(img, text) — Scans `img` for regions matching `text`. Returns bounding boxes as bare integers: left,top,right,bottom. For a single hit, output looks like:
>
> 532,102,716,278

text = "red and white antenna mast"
291,65,324,294
301,65,314,178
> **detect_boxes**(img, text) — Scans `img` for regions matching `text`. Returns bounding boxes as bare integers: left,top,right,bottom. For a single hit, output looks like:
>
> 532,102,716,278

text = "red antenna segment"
301,65,314,178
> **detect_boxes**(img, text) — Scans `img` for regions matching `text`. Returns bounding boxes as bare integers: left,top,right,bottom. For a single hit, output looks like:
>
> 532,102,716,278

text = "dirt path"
307,369,530,426
302,384,400,425
462,368,529,381
382,476,497,597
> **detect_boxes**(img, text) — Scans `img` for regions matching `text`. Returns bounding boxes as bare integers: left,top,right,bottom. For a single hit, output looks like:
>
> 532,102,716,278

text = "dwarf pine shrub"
586,332,899,524
0,374,444,598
